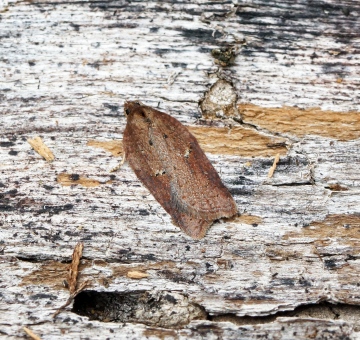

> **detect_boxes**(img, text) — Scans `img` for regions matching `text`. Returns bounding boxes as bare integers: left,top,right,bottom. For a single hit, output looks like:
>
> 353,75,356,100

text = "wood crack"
210,302,360,326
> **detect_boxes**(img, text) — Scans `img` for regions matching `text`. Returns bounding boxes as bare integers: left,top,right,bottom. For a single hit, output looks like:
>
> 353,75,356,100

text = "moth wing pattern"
149,109,238,221
123,107,212,239
123,101,238,239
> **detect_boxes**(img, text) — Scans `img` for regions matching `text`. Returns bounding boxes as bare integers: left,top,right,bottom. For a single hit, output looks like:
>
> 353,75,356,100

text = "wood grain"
1,0,360,339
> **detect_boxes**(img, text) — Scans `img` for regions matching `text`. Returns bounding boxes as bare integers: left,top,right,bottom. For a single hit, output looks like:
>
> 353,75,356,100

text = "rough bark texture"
1,0,360,339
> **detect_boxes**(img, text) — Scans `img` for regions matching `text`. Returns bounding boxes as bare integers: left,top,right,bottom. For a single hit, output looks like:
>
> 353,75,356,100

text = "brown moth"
123,101,238,239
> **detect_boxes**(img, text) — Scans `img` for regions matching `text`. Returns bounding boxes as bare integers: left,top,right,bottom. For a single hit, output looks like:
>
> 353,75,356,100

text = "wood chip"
268,153,280,178
126,270,149,279
27,136,55,162
87,139,123,157
23,327,41,340
57,173,101,187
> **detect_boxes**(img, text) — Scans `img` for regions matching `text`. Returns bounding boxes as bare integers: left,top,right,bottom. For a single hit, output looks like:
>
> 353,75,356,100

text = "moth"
123,101,238,239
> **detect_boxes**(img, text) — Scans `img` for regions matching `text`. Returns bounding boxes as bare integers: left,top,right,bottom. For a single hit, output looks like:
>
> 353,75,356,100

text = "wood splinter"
110,153,126,172
23,327,42,340
127,270,149,279
268,153,280,178
53,242,89,318
27,136,55,162
68,242,84,294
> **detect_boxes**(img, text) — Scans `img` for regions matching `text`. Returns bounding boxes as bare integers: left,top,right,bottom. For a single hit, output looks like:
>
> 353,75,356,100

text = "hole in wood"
72,290,206,328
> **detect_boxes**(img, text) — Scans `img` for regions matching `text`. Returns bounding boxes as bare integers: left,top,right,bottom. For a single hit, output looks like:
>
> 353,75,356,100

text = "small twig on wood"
53,242,88,318
27,136,55,162
23,327,41,340
268,153,280,178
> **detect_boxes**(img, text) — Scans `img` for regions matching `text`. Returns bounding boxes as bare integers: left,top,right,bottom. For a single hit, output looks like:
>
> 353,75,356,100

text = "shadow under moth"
123,101,238,239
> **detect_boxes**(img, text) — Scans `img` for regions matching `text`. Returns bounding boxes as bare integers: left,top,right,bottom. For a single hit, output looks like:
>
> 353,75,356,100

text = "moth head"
124,100,143,117
124,100,154,124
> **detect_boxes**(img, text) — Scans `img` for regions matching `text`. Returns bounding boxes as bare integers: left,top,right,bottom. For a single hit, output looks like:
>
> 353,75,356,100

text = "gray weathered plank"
1,0,360,339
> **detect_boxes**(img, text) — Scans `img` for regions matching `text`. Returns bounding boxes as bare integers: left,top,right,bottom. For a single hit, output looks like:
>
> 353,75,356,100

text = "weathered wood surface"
1,0,360,339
